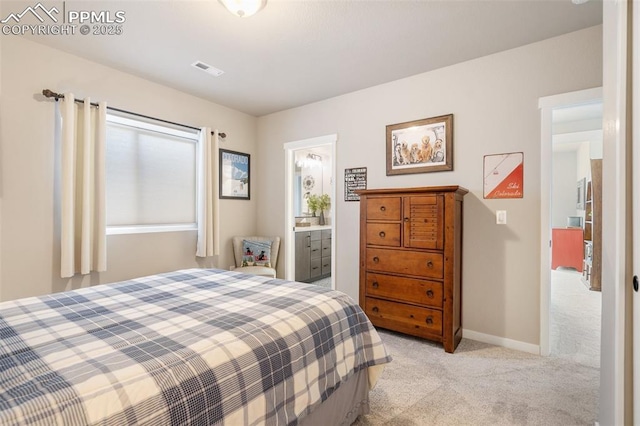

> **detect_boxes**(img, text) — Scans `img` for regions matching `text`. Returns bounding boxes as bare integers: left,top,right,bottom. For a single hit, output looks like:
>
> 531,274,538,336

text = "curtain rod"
42,89,226,139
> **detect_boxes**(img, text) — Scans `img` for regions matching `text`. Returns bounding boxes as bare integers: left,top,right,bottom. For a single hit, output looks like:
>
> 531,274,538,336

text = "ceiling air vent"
191,61,224,77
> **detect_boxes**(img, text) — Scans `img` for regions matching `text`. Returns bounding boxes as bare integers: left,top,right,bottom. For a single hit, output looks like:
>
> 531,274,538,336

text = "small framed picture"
483,152,524,199
386,114,453,175
576,178,585,209
219,149,250,200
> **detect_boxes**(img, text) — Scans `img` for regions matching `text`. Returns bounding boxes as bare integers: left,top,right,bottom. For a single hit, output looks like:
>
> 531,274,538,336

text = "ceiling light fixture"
218,0,267,18
571,0,589,4
296,153,323,169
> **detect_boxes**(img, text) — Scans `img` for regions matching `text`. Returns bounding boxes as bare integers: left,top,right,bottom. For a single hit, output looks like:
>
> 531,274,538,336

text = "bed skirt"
301,367,370,426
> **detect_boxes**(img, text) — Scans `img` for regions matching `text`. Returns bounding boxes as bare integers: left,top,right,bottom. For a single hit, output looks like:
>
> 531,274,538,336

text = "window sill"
106,224,197,235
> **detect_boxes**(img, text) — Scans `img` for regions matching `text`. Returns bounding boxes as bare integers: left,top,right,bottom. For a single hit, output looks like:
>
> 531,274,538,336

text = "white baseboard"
462,329,540,355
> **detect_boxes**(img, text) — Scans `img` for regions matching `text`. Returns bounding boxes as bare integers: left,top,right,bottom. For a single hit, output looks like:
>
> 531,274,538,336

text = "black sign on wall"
344,167,367,201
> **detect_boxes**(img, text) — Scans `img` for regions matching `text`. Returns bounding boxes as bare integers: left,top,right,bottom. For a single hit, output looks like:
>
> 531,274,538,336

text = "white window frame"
105,114,199,235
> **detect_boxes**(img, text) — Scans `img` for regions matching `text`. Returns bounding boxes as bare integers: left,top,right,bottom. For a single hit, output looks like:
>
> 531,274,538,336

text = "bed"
0,268,390,425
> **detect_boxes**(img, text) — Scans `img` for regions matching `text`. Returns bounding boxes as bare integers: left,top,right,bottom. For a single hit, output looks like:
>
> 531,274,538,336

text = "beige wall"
0,34,3,302
256,26,603,346
551,150,578,228
0,36,258,301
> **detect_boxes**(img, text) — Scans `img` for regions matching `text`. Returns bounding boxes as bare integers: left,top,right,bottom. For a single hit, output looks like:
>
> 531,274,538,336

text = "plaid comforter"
0,269,390,425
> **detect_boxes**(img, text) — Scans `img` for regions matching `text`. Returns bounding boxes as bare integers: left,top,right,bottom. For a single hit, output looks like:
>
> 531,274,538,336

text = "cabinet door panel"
403,195,444,250
295,232,310,282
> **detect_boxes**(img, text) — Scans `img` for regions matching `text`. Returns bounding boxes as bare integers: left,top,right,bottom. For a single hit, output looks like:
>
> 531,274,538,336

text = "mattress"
0,268,390,425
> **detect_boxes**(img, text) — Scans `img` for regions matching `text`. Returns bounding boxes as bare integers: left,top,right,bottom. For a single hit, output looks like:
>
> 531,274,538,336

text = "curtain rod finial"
42,89,62,100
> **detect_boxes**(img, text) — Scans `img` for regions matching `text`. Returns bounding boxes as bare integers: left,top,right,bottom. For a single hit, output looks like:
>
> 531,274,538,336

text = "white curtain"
60,93,107,278
196,128,220,257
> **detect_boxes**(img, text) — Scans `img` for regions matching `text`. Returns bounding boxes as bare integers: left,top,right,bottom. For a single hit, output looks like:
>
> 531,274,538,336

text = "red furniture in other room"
551,228,583,272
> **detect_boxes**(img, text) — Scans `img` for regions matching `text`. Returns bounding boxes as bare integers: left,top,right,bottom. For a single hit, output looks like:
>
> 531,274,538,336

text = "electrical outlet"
496,210,507,225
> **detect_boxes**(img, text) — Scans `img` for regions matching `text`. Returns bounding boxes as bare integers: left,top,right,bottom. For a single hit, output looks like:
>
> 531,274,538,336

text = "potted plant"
306,194,319,217
317,194,330,225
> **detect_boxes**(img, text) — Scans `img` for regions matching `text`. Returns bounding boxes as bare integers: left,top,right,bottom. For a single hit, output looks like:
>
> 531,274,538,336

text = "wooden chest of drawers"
357,186,467,353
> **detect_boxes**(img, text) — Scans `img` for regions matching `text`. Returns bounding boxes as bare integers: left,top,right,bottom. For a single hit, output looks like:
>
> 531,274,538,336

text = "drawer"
310,240,321,259
366,197,401,221
321,256,331,275
366,223,401,247
310,258,322,279
366,273,443,308
310,230,322,241
321,229,332,240
365,297,442,335
366,248,443,279
321,236,331,255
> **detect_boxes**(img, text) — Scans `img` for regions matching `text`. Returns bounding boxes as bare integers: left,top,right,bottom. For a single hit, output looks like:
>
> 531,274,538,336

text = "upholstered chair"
232,236,280,278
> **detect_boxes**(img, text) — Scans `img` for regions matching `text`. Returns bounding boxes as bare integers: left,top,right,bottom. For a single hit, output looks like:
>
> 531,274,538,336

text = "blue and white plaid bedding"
0,269,391,425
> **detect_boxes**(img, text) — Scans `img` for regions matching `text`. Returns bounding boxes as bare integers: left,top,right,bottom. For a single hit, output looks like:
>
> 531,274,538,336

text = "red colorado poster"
483,152,524,199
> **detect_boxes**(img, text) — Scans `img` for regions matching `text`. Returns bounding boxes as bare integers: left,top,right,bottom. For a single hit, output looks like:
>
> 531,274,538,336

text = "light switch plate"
496,210,507,225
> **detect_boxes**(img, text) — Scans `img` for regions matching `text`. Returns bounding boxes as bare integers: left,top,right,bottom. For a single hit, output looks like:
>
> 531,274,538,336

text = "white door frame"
538,87,602,357
283,134,337,286
633,0,640,421
601,0,630,423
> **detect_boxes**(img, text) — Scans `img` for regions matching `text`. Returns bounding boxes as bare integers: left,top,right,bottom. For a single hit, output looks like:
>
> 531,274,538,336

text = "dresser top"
356,185,468,196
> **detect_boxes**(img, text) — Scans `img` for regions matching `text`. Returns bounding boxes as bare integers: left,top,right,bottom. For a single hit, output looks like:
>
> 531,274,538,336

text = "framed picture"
576,177,585,209
219,149,250,200
483,152,524,199
344,167,367,201
386,114,453,176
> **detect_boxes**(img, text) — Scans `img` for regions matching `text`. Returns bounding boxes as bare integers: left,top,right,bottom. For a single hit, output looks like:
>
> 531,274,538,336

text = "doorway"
539,87,602,359
283,135,337,289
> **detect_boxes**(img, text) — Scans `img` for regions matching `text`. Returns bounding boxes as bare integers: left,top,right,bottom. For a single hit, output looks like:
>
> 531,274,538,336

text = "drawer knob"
426,261,434,268
426,290,434,298
379,231,386,238
372,281,379,289
372,306,379,313
380,206,386,212
404,217,409,223
426,316,434,325
373,256,380,263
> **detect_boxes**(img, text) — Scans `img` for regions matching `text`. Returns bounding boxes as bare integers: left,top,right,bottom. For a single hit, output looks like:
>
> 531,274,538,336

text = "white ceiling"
5,0,603,117
552,102,603,152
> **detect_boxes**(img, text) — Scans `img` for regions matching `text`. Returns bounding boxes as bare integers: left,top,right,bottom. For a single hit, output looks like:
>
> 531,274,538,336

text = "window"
105,114,198,234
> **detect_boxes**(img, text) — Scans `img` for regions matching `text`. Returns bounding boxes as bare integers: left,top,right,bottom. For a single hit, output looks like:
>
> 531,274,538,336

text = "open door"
283,135,337,288
538,87,602,357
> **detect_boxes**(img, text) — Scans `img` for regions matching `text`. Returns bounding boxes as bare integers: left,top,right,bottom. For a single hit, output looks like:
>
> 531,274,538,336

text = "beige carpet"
550,269,601,369
310,276,332,289
354,272,599,426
